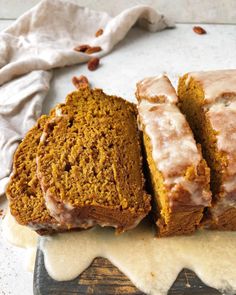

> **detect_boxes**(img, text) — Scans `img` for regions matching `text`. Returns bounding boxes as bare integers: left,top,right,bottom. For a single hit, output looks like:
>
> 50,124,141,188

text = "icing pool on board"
2,211,236,295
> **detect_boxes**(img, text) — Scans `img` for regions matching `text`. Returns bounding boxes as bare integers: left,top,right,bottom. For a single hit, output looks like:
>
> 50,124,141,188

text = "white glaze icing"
208,99,236,188
55,105,62,116
137,75,178,104
2,210,39,271
2,211,236,295
186,70,236,103
2,209,38,248
211,197,236,220
44,191,144,231
139,100,200,176
26,248,37,273
186,70,236,214
44,193,97,228
207,102,236,212
137,76,211,207
39,131,47,143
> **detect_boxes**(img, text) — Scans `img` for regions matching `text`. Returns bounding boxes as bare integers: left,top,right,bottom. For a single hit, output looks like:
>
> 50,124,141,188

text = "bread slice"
178,70,236,230
136,75,211,237
6,115,67,235
37,87,151,233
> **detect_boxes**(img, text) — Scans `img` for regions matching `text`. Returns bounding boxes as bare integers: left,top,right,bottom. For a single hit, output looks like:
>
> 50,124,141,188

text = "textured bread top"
137,75,211,207
37,88,150,218
185,70,236,198
185,70,236,104
136,75,178,104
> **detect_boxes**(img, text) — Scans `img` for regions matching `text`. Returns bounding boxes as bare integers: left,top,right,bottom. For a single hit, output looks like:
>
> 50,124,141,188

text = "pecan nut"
85,46,102,54
74,44,91,52
193,26,207,35
72,75,89,89
88,58,100,71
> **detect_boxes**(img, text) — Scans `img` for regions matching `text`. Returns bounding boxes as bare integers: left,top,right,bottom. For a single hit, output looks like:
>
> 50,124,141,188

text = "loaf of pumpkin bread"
36,87,151,233
136,75,212,237
178,70,236,230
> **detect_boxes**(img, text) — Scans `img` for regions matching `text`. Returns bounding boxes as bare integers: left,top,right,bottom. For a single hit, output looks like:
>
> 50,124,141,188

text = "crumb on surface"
95,28,104,37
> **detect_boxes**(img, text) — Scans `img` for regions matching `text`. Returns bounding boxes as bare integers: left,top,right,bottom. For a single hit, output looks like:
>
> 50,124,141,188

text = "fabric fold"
0,0,173,85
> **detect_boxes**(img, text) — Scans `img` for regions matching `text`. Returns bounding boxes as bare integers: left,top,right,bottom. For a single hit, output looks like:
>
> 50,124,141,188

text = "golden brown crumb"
95,29,104,37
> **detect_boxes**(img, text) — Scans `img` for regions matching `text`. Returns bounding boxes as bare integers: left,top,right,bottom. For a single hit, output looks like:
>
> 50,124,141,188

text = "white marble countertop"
0,20,236,295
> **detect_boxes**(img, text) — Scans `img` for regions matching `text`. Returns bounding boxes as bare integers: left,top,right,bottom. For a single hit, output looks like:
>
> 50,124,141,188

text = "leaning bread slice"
136,75,211,237
6,115,67,235
178,70,236,230
37,87,151,233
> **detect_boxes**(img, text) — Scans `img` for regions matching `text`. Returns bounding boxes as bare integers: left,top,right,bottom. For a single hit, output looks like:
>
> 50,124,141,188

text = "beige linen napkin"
0,0,174,195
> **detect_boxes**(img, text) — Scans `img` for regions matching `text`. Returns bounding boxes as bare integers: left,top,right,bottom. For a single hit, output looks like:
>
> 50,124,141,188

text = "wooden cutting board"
34,250,221,295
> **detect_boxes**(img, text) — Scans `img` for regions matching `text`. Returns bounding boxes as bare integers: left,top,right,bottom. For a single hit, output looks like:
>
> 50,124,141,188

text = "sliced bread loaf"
37,88,151,233
136,75,212,236
6,115,67,235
